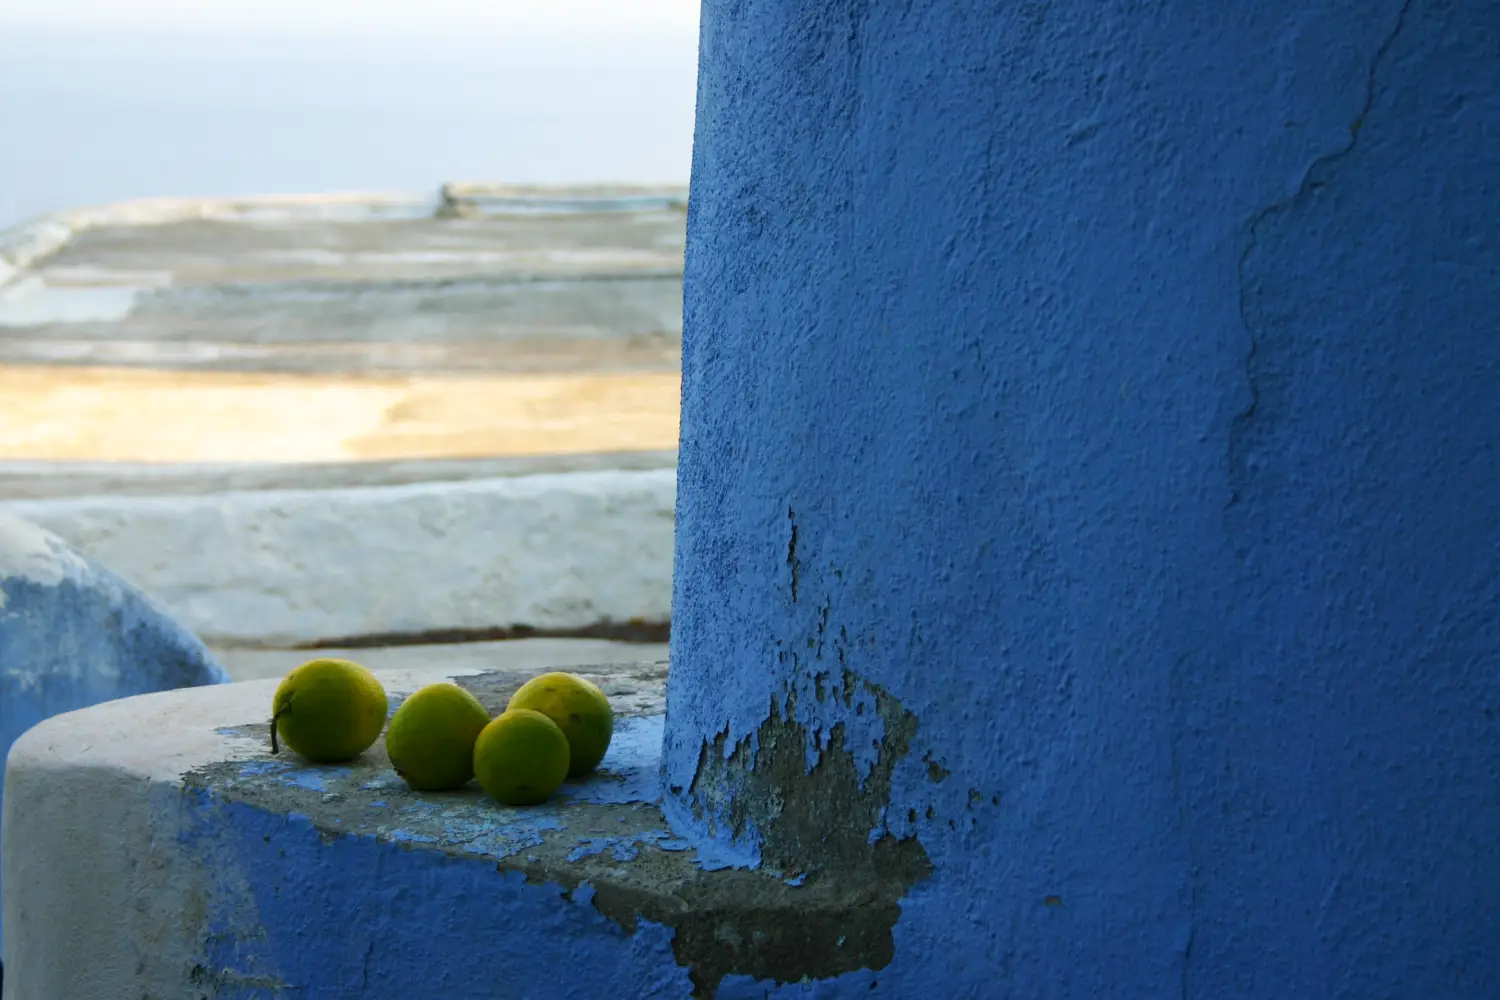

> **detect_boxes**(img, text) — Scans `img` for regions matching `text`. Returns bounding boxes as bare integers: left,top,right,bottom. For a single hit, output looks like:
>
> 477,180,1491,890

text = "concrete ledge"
212,638,672,683
0,450,679,501
0,220,72,288
0,184,690,292
0,192,434,289
3,469,675,648
439,183,689,217
2,659,910,998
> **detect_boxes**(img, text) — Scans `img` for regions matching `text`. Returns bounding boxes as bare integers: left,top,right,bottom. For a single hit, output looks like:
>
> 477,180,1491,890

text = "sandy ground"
0,365,681,463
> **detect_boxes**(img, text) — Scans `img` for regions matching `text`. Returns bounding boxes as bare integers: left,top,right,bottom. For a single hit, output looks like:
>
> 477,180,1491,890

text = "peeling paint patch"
557,715,667,806
687,673,928,877
676,674,933,992
566,837,644,862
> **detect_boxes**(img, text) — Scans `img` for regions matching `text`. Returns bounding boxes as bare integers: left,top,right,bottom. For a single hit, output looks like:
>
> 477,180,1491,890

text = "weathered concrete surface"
0,512,228,960
667,1,1499,997
0,186,683,649
0,192,431,291
0,187,684,468
213,638,671,683
0,187,685,375
440,182,689,217
0,366,680,463
0,449,677,501
3,659,925,998
5,469,675,648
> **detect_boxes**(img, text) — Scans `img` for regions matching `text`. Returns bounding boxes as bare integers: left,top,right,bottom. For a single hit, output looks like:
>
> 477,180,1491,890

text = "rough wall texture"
666,1,1499,996
0,513,228,958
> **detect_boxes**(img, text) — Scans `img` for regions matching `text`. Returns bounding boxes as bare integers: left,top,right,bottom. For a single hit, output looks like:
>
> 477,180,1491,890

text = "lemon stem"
270,698,292,755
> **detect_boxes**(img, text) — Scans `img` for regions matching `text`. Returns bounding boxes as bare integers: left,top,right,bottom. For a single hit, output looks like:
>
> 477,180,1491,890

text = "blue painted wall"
166,722,699,1000
666,0,1500,996
0,517,228,958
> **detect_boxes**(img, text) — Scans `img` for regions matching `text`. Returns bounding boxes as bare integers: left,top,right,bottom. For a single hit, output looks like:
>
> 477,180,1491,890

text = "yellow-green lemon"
271,658,387,763
506,671,615,778
385,682,491,791
472,709,571,806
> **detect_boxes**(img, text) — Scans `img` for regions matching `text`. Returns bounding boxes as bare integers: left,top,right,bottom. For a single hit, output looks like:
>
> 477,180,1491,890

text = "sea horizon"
0,23,699,229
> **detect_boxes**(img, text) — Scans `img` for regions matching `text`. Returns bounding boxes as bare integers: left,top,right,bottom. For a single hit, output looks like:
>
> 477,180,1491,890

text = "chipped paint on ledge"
150,663,925,998
6,658,938,998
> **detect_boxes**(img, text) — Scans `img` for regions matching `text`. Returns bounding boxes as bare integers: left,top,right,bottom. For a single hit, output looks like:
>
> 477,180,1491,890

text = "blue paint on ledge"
173,789,696,1000
666,0,1500,996
163,695,946,996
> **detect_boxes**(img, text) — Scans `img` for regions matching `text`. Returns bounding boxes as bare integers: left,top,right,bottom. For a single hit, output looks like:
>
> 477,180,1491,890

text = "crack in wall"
1167,646,1206,1000
1227,0,1415,513
785,505,801,603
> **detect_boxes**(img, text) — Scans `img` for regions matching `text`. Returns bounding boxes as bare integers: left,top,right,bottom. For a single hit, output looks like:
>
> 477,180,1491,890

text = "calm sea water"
0,28,699,229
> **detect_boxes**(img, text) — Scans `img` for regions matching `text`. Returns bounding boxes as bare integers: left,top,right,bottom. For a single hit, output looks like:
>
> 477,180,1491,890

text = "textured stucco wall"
666,1,1499,996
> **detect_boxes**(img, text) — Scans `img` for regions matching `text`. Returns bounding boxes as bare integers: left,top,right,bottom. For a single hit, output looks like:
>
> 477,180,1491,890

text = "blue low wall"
0,513,228,956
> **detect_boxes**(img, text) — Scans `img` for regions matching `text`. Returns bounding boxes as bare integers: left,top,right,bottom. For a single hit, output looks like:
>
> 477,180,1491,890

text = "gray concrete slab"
35,211,686,286
212,638,672,683
7,468,676,648
0,450,677,500
439,182,688,217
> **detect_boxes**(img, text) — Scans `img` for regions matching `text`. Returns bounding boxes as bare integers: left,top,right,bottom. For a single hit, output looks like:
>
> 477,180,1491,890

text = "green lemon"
385,682,492,791
472,709,571,806
271,658,388,763
506,671,615,778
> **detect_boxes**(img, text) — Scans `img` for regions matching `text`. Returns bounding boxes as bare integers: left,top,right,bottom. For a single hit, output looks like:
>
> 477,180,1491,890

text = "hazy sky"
0,1,703,225
0,0,701,41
